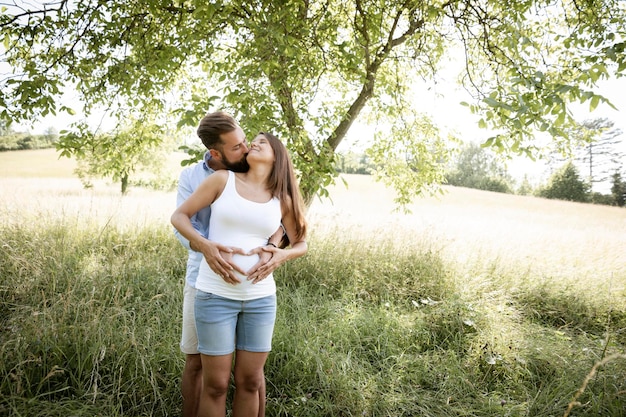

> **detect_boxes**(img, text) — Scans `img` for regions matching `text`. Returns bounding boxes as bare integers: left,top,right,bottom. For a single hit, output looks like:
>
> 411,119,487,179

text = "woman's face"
247,134,275,163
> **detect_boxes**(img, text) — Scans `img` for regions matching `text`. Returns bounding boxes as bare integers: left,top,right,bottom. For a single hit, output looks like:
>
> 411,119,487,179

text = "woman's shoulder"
208,169,231,181
198,169,229,188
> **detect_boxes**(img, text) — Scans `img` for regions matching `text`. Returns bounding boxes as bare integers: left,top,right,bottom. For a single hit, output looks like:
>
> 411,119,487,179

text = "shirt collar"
202,151,212,171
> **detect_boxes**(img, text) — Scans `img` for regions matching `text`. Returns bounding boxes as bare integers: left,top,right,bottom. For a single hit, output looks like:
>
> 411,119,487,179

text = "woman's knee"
234,372,264,392
204,379,230,397
203,372,231,397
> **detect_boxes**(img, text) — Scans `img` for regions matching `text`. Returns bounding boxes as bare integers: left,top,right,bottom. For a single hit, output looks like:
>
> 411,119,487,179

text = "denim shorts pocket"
195,290,215,301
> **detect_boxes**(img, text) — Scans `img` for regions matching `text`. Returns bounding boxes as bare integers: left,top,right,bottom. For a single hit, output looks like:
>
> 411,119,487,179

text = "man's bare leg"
182,353,202,417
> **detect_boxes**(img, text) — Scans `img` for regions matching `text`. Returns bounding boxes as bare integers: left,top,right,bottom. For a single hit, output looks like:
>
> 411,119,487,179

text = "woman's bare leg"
198,353,233,417
232,350,269,417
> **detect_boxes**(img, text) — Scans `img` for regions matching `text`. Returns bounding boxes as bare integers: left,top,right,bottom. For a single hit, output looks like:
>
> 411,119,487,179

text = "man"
175,111,284,417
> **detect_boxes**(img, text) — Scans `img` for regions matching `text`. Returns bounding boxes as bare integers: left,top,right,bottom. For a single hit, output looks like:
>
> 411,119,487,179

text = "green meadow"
1,149,625,416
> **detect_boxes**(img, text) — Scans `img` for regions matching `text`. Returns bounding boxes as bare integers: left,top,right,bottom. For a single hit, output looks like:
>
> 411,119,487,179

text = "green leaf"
589,95,600,112
484,97,500,108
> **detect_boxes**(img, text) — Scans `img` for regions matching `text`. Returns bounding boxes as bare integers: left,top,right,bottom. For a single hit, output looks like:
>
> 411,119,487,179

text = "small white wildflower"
485,353,502,365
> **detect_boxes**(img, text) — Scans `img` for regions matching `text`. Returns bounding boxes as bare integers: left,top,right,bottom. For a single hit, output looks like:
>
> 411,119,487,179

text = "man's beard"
223,155,250,173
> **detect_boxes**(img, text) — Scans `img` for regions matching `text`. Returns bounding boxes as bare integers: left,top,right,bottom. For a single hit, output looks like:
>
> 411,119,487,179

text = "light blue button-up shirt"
174,151,214,288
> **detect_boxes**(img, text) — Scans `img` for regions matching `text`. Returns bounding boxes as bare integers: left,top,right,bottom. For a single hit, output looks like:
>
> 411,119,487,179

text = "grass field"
0,148,78,177
1,149,625,416
2,148,625,309
3,148,624,279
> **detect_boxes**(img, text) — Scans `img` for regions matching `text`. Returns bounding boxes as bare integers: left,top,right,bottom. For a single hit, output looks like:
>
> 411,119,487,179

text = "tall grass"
1,218,185,416
1,216,625,416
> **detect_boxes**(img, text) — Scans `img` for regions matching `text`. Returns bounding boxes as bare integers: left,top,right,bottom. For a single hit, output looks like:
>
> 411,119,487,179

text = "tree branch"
327,9,424,150
0,0,68,28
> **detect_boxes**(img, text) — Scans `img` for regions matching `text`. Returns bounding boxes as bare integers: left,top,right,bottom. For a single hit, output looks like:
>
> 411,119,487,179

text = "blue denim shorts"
194,291,277,355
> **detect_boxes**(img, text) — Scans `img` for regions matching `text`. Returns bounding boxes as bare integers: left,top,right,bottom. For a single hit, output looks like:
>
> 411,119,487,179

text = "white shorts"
180,284,199,355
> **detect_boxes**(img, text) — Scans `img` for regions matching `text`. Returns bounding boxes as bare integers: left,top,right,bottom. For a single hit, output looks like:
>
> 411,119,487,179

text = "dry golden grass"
2,149,625,289
0,148,77,177
0,177,175,231
309,172,626,284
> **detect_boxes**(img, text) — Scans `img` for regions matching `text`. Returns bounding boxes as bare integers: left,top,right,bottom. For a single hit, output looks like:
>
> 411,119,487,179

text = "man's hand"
195,239,246,284
246,245,289,284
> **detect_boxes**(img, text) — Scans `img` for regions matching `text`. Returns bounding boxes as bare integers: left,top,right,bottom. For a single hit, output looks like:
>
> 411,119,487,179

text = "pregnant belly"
231,253,260,279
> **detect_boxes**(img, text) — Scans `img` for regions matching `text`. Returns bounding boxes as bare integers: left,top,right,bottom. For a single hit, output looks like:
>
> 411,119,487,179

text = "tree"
446,142,513,193
517,175,535,196
43,126,59,144
550,118,624,191
335,151,375,175
611,169,626,207
538,162,590,202
577,119,624,187
57,119,164,194
2,1,625,203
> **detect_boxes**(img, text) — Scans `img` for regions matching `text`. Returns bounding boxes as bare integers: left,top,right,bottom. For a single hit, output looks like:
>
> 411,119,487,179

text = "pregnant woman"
171,131,307,417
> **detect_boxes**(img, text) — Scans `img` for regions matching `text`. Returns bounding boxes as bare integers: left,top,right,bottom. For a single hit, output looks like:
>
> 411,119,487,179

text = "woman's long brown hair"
260,132,307,244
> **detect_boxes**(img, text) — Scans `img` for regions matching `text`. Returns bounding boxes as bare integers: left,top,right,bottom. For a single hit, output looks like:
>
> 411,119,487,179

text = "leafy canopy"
1,0,624,202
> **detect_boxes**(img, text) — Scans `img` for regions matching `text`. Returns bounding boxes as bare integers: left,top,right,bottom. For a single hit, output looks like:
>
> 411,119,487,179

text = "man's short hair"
197,111,239,150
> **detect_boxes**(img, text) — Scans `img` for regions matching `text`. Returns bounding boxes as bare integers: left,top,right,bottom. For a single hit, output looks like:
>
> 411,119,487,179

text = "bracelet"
267,242,277,248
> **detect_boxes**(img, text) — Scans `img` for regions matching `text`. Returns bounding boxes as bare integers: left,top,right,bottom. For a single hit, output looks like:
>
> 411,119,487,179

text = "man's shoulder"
179,160,211,177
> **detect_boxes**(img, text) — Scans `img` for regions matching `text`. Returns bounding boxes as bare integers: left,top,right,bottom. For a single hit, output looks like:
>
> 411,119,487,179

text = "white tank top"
196,171,282,300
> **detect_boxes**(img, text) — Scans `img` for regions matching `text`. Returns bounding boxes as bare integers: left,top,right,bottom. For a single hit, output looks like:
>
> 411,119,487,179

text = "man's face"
216,126,249,172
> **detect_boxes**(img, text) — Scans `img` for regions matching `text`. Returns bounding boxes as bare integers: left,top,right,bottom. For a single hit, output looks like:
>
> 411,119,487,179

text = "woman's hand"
194,239,246,284
246,245,289,284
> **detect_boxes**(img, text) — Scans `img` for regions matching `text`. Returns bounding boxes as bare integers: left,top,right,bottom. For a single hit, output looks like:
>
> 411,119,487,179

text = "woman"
171,131,307,417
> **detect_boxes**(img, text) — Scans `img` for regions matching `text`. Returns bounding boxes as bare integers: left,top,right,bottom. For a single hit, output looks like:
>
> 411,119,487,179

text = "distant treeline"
335,145,626,208
0,130,58,151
